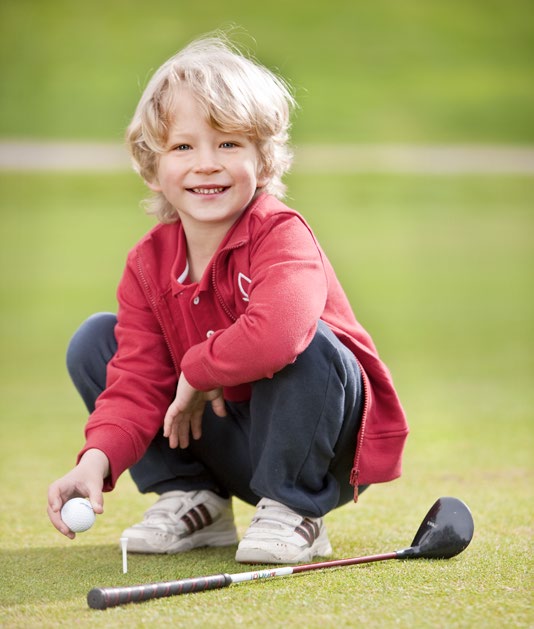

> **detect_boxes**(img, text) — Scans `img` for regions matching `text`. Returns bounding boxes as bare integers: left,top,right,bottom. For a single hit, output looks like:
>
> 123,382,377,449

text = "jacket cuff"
77,424,139,491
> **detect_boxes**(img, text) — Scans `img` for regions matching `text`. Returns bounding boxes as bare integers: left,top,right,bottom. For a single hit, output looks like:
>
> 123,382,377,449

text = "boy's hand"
164,373,226,449
47,449,108,538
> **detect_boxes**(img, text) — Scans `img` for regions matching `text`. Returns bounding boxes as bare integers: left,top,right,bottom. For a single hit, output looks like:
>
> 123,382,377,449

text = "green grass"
1,0,533,142
1,2,532,624
0,172,532,627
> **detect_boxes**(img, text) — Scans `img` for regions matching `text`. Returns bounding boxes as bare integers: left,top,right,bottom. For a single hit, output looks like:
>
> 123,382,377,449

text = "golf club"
87,496,474,610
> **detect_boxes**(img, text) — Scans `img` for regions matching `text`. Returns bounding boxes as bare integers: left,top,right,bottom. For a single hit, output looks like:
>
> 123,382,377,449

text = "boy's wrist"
79,448,110,478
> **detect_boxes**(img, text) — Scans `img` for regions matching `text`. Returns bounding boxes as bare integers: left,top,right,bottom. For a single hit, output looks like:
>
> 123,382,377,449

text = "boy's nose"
193,149,222,174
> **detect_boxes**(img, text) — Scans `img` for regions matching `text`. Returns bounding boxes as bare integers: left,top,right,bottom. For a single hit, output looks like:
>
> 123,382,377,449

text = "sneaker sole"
122,513,238,554
125,528,238,554
235,538,333,564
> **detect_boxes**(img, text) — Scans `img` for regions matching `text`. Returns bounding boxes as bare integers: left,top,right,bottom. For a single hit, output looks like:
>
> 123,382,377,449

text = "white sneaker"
235,498,333,564
121,490,238,554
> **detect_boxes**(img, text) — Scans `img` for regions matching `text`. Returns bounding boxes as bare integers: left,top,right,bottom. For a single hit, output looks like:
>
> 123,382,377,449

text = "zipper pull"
350,468,359,502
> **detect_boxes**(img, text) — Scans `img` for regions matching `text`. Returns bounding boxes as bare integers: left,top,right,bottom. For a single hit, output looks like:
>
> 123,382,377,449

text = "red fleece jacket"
80,193,408,497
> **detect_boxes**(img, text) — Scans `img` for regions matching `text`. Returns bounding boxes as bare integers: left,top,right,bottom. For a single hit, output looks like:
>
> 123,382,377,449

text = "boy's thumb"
88,492,104,515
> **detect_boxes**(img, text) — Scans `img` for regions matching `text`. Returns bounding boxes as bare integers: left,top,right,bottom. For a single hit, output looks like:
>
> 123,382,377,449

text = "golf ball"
61,498,95,533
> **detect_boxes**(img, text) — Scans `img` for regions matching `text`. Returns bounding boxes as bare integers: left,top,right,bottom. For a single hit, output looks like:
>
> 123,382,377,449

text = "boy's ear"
145,178,162,193
256,165,269,189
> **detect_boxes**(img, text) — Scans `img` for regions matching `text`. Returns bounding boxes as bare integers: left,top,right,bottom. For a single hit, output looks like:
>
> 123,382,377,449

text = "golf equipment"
120,537,128,574
61,498,95,533
87,496,474,610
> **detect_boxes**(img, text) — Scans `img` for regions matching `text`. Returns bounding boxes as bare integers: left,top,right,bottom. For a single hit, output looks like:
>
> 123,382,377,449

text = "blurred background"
1,0,533,142
0,0,532,544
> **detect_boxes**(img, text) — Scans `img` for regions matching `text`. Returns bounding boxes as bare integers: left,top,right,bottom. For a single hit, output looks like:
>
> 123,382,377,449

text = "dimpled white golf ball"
61,498,95,533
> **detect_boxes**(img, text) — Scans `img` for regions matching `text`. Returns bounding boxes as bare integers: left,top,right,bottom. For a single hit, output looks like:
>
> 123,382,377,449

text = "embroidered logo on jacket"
238,273,251,302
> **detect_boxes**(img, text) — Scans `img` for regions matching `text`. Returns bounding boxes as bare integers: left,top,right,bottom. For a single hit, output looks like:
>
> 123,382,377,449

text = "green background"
1,0,533,142
0,1,532,627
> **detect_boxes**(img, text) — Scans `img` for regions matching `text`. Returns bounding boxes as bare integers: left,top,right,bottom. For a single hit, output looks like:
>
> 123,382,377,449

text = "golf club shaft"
87,497,474,610
87,551,398,609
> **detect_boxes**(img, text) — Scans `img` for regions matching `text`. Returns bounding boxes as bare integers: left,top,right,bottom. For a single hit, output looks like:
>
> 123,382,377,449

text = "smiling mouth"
189,186,228,195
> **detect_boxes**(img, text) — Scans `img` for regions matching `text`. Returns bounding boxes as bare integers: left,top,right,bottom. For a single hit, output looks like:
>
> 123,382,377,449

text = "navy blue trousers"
67,313,365,517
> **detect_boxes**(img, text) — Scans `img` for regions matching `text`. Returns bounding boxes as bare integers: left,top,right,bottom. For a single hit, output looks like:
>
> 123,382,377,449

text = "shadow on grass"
0,543,239,607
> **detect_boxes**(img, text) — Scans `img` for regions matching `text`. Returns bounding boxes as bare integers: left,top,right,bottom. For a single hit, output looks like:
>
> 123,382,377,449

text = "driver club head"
398,497,474,560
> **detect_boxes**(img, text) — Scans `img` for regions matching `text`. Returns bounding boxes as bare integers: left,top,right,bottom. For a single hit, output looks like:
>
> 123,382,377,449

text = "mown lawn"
0,171,532,627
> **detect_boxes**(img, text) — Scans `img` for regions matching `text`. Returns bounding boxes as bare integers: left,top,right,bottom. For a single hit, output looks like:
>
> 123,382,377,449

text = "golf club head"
398,497,474,560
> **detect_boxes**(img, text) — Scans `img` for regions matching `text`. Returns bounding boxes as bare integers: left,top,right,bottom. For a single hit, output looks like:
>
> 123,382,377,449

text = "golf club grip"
87,573,232,609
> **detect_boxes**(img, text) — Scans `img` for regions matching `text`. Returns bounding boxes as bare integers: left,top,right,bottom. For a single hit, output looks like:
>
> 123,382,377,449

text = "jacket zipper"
350,359,370,502
136,254,180,373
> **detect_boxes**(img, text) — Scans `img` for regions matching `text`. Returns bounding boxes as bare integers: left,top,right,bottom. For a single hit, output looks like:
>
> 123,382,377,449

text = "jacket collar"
169,192,268,296
218,191,268,251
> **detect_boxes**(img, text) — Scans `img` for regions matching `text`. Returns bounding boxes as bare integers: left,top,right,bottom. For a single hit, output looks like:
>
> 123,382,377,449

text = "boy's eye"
175,144,191,151
220,141,236,149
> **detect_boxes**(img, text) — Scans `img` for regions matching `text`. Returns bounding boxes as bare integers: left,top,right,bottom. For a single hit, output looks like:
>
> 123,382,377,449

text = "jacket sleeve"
181,212,328,389
78,252,177,490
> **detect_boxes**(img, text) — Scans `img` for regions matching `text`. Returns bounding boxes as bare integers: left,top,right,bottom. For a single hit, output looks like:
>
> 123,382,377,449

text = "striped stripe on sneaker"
120,490,237,554
295,518,321,546
181,503,213,534
235,498,333,564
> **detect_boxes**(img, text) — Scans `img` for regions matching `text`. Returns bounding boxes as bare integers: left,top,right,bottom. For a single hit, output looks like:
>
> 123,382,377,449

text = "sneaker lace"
142,493,215,532
251,499,320,540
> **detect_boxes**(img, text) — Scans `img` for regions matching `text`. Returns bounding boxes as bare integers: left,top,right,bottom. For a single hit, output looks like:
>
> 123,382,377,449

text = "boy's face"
147,87,267,234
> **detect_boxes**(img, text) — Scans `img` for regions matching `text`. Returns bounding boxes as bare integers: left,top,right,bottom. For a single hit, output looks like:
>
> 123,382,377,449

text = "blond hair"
126,34,296,223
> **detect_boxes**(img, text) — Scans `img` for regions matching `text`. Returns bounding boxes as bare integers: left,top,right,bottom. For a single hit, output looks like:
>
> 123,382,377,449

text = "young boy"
47,35,408,564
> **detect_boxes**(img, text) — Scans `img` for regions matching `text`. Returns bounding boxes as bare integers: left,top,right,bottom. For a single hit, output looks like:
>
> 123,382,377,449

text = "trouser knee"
248,321,364,516
66,312,117,412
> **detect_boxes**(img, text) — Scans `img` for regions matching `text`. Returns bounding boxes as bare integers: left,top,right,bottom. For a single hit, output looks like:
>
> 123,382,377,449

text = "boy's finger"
190,411,203,440
47,504,75,539
48,483,69,513
165,418,178,448
177,414,191,449
163,406,177,437
47,490,62,513
210,395,227,417
87,491,104,514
